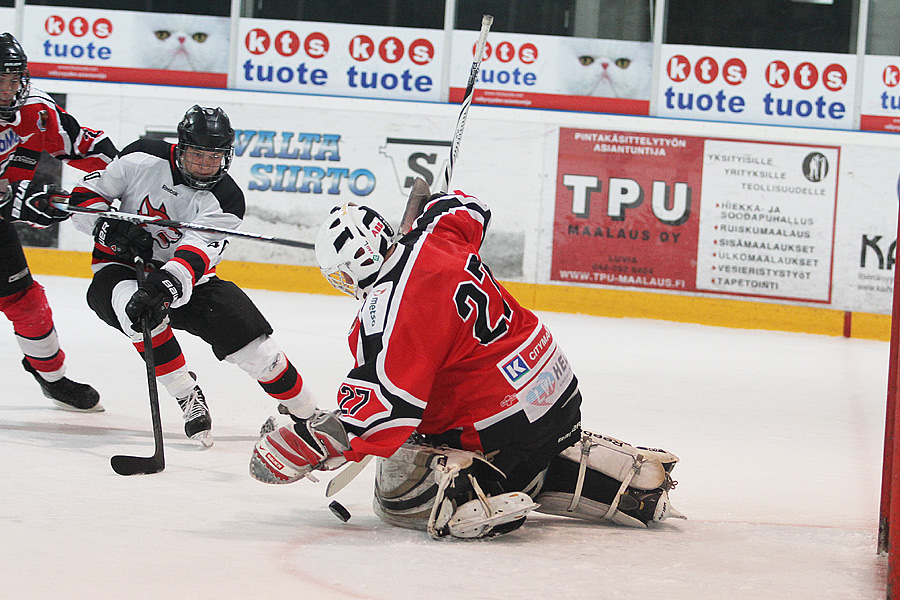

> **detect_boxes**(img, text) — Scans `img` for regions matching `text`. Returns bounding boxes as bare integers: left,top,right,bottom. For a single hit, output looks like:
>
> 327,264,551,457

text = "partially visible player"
68,105,315,447
0,32,116,411
250,192,682,539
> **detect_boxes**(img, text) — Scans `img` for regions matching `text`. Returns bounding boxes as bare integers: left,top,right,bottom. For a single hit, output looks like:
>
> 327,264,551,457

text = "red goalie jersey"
338,192,579,462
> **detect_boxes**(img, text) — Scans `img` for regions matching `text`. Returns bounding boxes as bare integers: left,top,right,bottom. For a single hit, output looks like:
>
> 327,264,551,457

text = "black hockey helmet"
0,32,30,117
175,105,235,189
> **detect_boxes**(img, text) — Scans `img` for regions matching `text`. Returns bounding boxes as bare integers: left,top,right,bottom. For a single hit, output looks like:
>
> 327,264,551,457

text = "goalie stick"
52,202,315,249
437,14,493,195
110,256,166,476
326,454,373,497
396,16,493,238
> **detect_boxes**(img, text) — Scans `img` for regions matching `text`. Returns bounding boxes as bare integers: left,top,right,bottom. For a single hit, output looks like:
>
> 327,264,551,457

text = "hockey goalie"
250,189,682,539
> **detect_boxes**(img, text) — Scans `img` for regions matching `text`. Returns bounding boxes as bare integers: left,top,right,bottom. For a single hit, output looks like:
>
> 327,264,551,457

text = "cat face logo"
138,196,182,248
37,110,49,132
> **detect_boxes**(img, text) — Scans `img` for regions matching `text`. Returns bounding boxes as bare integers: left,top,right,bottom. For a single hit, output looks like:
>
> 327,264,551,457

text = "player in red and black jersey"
68,105,315,448
0,33,116,411
252,191,683,539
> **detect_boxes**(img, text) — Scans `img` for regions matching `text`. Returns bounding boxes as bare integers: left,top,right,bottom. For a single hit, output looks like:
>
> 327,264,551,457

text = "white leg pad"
559,430,679,491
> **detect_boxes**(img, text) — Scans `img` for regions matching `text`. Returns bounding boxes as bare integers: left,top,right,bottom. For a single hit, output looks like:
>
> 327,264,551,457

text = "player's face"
0,73,22,106
181,147,227,180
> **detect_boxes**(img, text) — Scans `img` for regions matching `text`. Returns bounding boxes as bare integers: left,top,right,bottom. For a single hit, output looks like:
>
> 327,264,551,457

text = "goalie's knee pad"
534,431,683,528
373,443,537,539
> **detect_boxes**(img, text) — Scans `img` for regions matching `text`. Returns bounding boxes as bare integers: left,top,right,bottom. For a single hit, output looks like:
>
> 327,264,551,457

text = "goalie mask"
0,33,30,118
175,105,234,190
315,203,394,300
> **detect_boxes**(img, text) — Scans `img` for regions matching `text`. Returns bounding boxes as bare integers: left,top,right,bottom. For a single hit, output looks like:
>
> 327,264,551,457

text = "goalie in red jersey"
251,190,683,539
0,32,116,411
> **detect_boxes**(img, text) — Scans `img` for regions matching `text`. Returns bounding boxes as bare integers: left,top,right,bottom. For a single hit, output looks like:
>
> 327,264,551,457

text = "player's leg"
86,264,203,438
531,430,683,528
0,220,101,410
373,443,538,539
174,277,315,419
375,382,583,539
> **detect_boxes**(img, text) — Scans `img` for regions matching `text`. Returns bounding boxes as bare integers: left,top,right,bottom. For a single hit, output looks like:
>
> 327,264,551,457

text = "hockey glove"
125,269,182,331
93,217,154,262
0,180,70,228
250,410,350,484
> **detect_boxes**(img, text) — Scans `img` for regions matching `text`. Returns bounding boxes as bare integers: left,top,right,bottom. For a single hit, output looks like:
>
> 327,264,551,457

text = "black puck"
329,500,351,522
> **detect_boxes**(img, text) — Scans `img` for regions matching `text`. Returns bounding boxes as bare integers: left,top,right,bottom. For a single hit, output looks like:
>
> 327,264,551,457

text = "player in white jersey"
68,106,315,447
250,193,683,539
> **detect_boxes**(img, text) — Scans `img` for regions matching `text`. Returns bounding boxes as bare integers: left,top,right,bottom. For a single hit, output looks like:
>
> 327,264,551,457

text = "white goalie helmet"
315,203,395,300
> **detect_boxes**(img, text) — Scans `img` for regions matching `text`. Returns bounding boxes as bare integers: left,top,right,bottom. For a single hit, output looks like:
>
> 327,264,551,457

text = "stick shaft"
56,203,315,250
110,257,165,475
438,14,493,194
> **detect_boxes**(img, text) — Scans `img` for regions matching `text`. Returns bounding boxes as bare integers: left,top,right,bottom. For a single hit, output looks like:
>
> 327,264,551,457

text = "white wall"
41,77,900,314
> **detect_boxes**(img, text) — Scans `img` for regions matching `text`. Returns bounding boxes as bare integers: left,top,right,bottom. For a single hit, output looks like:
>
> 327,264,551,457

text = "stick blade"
111,454,165,476
325,455,373,497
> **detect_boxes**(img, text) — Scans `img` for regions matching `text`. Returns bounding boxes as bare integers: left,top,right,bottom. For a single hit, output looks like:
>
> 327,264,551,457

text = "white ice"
0,275,890,599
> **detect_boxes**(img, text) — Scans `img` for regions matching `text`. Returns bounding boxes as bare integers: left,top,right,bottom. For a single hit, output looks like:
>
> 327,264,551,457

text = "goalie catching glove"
250,410,350,484
0,180,70,228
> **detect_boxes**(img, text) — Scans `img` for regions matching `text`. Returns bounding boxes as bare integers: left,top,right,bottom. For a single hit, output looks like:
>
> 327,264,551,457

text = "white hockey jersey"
70,138,244,307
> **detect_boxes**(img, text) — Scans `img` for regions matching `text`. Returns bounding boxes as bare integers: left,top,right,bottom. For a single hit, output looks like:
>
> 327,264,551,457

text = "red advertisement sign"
552,127,704,291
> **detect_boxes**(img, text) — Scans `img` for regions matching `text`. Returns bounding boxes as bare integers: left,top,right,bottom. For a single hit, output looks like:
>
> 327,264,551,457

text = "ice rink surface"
0,275,890,599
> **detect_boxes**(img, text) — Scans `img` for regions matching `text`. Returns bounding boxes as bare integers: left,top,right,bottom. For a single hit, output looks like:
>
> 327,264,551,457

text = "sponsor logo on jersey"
10,154,37,167
162,184,179,196
0,128,20,154
517,349,573,423
361,280,392,335
525,372,556,407
497,324,554,388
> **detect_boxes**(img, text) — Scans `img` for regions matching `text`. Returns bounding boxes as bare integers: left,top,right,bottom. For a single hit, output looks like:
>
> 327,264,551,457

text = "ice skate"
22,357,103,412
616,487,685,526
177,381,213,447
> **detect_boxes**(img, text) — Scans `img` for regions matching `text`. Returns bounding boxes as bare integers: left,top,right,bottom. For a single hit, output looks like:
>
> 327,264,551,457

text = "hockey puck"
329,500,351,522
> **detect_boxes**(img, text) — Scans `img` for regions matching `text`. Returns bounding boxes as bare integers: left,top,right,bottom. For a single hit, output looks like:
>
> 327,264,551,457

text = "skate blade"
51,399,105,413
191,430,214,448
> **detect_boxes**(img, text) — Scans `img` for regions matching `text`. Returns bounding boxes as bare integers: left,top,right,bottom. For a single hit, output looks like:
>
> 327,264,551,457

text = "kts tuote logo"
42,15,113,61
244,28,435,65
242,27,437,94
664,53,849,122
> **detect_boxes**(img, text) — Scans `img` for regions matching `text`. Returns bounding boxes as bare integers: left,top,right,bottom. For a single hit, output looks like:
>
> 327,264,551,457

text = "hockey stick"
326,454,373,497
437,14,493,195
110,256,166,476
53,202,315,249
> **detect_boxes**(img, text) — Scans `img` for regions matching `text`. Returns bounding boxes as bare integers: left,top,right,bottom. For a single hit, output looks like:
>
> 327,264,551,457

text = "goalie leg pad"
373,443,536,539
533,431,683,527
556,430,679,492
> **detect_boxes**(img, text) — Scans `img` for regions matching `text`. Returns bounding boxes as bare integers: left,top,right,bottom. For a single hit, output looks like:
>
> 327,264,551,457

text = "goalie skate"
435,491,538,539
